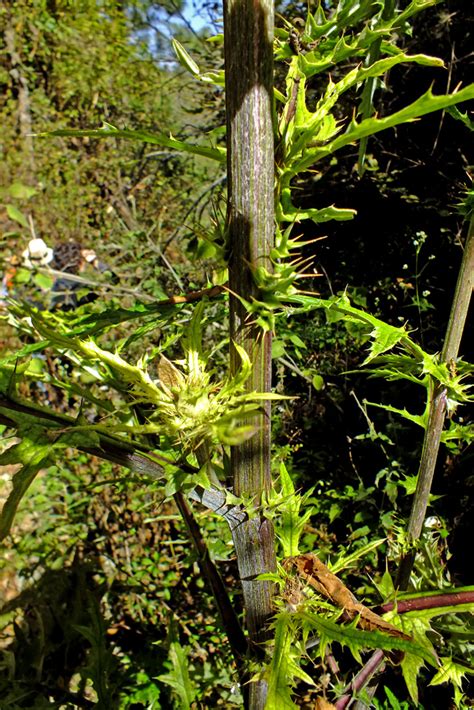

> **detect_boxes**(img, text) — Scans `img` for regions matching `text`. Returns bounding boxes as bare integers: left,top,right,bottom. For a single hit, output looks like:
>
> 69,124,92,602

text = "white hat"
22,238,54,268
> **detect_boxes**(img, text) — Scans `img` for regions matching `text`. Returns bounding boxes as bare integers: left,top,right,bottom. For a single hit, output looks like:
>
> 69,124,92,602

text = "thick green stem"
224,0,277,705
397,215,474,589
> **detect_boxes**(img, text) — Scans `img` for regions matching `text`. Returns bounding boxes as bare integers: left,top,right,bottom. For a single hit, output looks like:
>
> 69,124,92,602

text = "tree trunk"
5,14,35,175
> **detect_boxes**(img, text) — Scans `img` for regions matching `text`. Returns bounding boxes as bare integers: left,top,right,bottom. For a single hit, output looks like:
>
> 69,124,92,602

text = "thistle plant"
1,1,473,708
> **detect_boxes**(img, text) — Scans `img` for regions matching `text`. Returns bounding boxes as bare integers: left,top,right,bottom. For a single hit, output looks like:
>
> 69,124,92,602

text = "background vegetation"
0,0,472,708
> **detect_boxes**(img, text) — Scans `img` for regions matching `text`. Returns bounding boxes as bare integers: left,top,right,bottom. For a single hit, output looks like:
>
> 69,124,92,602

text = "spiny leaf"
442,421,474,447
340,51,444,93
69,303,175,336
393,0,441,25
278,188,356,223
329,538,386,574
157,622,197,709
292,84,474,172
265,612,315,710
294,52,444,146
277,462,314,557
284,293,409,337
265,616,299,710
397,615,437,704
364,400,426,429
298,36,366,77
447,105,474,131
363,323,407,364
37,126,225,162
300,611,435,665
429,657,474,688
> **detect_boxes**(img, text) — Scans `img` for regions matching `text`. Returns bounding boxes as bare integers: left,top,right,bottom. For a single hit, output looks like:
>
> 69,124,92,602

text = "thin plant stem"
173,491,248,669
132,405,248,672
338,214,473,707
397,214,474,589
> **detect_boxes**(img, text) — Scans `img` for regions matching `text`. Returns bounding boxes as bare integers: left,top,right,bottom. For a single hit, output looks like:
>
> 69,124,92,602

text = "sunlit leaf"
276,463,314,557
33,272,54,290
311,374,325,391
295,85,474,171
329,538,386,574
429,656,474,687
265,612,315,710
9,182,37,200
172,38,200,76
6,204,28,228
363,323,407,364
38,126,225,162
301,611,435,665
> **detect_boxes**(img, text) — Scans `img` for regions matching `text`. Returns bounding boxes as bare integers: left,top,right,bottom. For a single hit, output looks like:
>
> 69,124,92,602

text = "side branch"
0,394,246,527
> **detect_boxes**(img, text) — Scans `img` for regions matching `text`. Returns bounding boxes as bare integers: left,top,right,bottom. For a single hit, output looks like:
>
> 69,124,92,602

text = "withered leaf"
314,698,337,710
157,355,184,390
285,553,411,641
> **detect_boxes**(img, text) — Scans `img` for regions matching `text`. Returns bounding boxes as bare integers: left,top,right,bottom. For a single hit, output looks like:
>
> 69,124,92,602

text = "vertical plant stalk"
133,406,248,672
224,0,277,705
397,214,474,589
335,650,385,710
340,214,473,706
174,491,248,668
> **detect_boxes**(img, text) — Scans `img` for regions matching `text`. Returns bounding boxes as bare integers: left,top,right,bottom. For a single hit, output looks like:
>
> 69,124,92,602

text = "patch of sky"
182,0,211,32
129,1,214,67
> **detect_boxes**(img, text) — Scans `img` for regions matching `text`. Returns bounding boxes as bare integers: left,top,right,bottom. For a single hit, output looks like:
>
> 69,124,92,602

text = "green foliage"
157,620,197,709
5,298,285,458
1,0,473,708
265,462,316,557
0,0,222,296
0,450,241,707
5,204,29,229
262,594,435,708
281,292,472,448
0,397,106,540
430,657,474,708
74,592,121,708
273,1,474,231
264,612,314,710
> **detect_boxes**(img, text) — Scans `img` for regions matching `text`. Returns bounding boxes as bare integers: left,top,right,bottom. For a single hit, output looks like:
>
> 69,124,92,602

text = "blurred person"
21,238,110,310
2,237,114,310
